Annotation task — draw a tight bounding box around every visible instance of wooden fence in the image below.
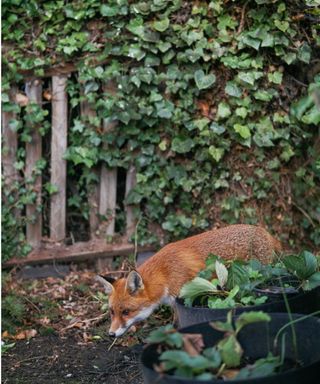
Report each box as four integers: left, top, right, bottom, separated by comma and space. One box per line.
2, 74, 152, 268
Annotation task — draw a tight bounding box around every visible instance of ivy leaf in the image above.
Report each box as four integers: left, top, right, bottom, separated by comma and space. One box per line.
234, 124, 251, 139
210, 122, 226, 135
153, 18, 170, 32
208, 146, 225, 162
238, 71, 263, 86
171, 136, 194, 153
268, 71, 283, 85
194, 70, 216, 90
274, 19, 289, 32
298, 43, 311, 64
216, 102, 231, 119
225, 82, 242, 98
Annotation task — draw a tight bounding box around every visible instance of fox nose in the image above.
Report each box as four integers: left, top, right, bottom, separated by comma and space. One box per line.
109, 331, 116, 338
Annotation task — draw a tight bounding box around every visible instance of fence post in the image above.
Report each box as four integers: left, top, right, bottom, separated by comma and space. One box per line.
125, 164, 137, 239
25, 79, 43, 248
50, 75, 68, 242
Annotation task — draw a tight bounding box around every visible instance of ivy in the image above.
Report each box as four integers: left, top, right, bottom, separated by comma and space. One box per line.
2, 0, 320, 258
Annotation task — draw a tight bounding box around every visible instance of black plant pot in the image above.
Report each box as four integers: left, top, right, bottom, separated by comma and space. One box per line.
176, 286, 320, 328
141, 313, 320, 384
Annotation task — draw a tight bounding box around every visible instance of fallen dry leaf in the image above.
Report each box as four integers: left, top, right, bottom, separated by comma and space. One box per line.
43, 89, 52, 101
222, 368, 240, 380
15, 93, 29, 106
182, 333, 204, 356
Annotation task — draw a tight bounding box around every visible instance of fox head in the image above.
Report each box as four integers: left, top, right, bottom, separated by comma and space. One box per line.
95, 272, 159, 338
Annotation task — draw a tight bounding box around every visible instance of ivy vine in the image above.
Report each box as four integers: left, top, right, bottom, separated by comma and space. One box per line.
2, 0, 320, 260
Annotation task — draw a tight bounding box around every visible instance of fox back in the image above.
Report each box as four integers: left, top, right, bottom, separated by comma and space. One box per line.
97, 224, 281, 337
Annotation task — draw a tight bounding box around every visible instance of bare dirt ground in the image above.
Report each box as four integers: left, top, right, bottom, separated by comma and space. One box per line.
2, 267, 172, 384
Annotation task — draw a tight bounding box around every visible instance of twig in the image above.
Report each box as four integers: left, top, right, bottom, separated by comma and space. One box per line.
23, 296, 41, 313
59, 313, 107, 332
134, 216, 142, 264
107, 337, 117, 351
292, 202, 316, 228
15, 355, 47, 365
237, 1, 249, 34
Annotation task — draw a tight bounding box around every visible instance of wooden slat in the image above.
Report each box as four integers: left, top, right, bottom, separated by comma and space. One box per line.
99, 82, 118, 237
2, 86, 19, 190
3, 240, 155, 268
50, 76, 68, 242
80, 97, 100, 238
125, 164, 137, 238
99, 166, 118, 235
25, 79, 43, 248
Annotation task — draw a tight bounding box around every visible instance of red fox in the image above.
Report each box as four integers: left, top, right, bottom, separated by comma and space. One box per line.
96, 224, 281, 337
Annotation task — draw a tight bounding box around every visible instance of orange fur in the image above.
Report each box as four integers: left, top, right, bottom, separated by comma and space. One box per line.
104, 224, 281, 336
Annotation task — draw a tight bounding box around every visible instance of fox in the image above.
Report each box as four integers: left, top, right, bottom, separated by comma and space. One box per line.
96, 224, 281, 337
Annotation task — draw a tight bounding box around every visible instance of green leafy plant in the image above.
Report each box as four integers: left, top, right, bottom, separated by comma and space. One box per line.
180, 251, 320, 308
283, 251, 320, 290
147, 311, 282, 380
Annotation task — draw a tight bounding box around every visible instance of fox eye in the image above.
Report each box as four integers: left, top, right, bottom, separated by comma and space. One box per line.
122, 309, 130, 316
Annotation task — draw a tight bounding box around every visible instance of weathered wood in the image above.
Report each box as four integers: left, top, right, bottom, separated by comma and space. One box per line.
50, 75, 68, 242
99, 81, 118, 237
80, 97, 100, 238
99, 166, 118, 235
3, 240, 155, 268
25, 79, 43, 248
2, 86, 19, 191
125, 165, 137, 238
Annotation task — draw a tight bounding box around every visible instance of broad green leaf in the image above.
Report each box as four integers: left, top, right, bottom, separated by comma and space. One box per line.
283, 251, 318, 279
235, 311, 271, 334
218, 334, 243, 368
302, 272, 320, 291
194, 70, 216, 90
226, 262, 249, 290
180, 277, 218, 300
236, 354, 280, 379
147, 325, 183, 347
215, 260, 228, 287
211, 319, 234, 333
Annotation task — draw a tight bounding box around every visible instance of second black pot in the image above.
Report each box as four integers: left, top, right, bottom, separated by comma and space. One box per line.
176, 287, 320, 328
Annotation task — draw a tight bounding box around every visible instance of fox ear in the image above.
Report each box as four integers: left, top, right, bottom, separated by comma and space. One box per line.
126, 270, 144, 294
95, 275, 114, 295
